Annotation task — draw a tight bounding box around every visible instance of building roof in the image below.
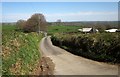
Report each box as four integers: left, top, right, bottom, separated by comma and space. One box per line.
105, 29, 118, 32
78, 28, 92, 32
83, 28, 92, 32
96, 29, 99, 32
78, 29, 82, 31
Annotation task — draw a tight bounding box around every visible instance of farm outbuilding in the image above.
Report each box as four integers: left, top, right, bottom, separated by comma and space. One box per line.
78, 28, 98, 33
105, 29, 118, 32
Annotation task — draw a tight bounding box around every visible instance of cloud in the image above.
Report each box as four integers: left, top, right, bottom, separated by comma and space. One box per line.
45, 11, 117, 16
45, 11, 118, 21
2, 11, 118, 22
2, 13, 32, 22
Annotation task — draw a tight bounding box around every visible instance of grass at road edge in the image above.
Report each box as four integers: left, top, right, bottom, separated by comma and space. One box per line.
2, 25, 43, 75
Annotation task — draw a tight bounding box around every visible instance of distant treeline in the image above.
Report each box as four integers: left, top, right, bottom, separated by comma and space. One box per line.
48, 21, 119, 29
2, 21, 120, 30
2, 22, 16, 26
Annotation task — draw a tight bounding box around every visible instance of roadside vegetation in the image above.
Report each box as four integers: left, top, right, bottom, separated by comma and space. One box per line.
2, 25, 43, 75
48, 25, 120, 64
51, 32, 120, 63
2, 13, 48, 75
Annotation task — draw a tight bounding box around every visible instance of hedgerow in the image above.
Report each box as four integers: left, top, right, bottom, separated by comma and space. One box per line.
51, 33, 120, 63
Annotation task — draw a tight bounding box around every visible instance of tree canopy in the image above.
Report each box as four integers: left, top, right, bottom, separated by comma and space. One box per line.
17, 13, 47, 32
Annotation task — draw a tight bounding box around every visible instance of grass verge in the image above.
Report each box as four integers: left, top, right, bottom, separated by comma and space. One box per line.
2, 25, 43, 75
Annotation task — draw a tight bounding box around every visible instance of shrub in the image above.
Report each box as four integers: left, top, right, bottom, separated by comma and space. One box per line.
51, 33, 120, 63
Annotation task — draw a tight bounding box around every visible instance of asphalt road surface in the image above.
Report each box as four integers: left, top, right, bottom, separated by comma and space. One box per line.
40, 36, 118, 75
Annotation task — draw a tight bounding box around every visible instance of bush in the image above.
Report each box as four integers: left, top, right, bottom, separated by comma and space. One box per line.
51, 33, 120, 63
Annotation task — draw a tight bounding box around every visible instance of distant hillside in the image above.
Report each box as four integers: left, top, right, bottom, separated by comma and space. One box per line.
48, 21, 119, 29
2, 22, 16, 26
2, 21, 119, 29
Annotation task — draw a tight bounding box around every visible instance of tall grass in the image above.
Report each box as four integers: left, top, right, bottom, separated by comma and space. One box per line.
2, 25, 42, 75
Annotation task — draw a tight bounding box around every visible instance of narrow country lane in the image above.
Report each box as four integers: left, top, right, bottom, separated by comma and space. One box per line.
40, 36, 118, 75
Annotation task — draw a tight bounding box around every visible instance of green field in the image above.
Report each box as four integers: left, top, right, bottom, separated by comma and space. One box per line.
2, 25, 42, 75
47, 25, 82, 35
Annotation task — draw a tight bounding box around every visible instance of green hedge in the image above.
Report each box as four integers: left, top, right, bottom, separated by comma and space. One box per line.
51, 33, 120, 63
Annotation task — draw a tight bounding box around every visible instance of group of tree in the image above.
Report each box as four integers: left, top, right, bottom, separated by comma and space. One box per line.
16, 13, 47, 32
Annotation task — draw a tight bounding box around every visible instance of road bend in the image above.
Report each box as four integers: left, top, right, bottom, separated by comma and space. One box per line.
40, 36, 118, 75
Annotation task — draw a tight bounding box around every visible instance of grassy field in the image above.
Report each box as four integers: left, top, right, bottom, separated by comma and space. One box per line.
49, 25, 120, 64
47, 25, 82, 35
2, 25, 42, 75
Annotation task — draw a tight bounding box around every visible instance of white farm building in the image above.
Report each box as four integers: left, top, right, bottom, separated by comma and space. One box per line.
78, 28, 98, 33
105, 29, 118, 32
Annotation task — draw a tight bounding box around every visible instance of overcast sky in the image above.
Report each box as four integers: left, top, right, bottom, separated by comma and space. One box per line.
2, 2, 118, 22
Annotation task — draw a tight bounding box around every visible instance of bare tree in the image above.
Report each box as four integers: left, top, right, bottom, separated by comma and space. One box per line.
24, 13, 47, 32
16, 20, 26, 30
